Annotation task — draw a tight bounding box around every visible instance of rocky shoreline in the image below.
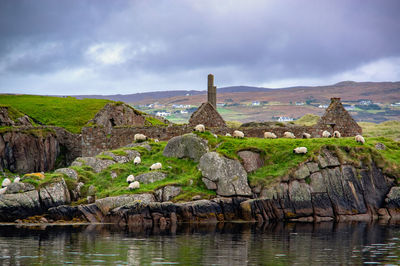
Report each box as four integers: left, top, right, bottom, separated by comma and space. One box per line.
1, 135, 400, 226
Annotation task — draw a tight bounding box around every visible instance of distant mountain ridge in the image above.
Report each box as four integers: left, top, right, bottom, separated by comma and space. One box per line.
74, 81, 400, 104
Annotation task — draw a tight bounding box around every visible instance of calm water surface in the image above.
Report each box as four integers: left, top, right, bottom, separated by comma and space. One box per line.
0, 222, 400, 265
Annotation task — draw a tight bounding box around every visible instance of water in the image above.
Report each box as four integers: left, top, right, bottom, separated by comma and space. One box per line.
0, 222, 399, 265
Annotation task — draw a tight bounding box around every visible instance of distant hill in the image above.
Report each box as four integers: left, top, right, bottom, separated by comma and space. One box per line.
74, 81, 400, 105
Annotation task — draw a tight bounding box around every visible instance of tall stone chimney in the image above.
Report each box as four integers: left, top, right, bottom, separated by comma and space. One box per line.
207, 74, 217, 108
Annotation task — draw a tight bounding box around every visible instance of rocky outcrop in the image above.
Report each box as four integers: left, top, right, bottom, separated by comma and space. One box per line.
0, 178, 71, 221
198, 152, 252, 197
155, 186, 182, 202
0, 126, 81, 174
241, 149, 397, 223
163, 134, 209, 162
55, 168, 78, 180
0, 106, 32, 127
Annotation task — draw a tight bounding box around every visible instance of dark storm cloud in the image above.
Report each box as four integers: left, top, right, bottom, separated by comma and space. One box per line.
0, 0, 399, 94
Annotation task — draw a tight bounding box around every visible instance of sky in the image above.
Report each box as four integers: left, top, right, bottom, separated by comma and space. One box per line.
0, 0, 399, 95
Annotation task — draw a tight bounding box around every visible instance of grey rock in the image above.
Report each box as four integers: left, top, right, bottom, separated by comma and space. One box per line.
202, 178, 217, 190
317, 149, 340, 168
125, 142, 151, 151
288, 180, 313, 216
124, 149, 141, 161
0, 190, 41, 221
4, 182, 35, 194
192, 195, 202, 200
237, 150, 264, 172
306, 162, 320, 173
162, 186, 182, 201
198, 152, 252, 197
136, 172, 167, 184
55, 168, 78, 180
309, 172, 326, 193
87, 195, 96, 204
39, 179, 71, 209
386, 186, 400, 202
163, 133, 209, 162
292, 164, 310, 180
95, 193, 156, 214
71, 157, 115, 173
88, 185, 96, 196
375, 142, 386, 150
101, 151, 129, 164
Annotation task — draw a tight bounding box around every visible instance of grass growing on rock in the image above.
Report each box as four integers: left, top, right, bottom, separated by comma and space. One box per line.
70, 142, 215, 202
3, 132, 399, 203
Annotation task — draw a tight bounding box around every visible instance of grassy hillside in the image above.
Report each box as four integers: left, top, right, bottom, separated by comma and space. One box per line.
0, 95, 111, 133
3, 133, 398, 203
359, 121, 400, 140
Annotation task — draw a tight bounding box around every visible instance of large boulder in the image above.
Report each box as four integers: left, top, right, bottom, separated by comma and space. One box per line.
39, 178, 71, 209
135, 172, 167, 184
95, 193, 156, 215
0, 190, 41, 221
155, 186, 182, 202
163, 134, 208, 162
4, 182, 35, 194
198, 152, 252, 197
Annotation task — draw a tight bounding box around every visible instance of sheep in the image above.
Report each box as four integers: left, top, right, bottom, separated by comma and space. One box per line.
322, 130, 331, 138
225, 133, 231, 137
150, 162, 162, 170
134, 133, 147, 142
134, 156, 141, 165
293, 147, 308, 154
355, 135, 365, 144
213, 134, 218, 138
126, 174, 135, 184
264, 132, 277, 139
333, 131, 341, 138
128, 181, 140, 190
1, 178, 11, 188
13, 177, 20, 183
302, 133, 311, 139
233, 130, 244, 138
154, 139, 159, 143
283, 132, 295, 139
194, 124, 205, 132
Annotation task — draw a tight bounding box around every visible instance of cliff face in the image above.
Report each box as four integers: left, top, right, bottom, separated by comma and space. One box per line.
0, 127, 81, 174
242, 148, 398, 222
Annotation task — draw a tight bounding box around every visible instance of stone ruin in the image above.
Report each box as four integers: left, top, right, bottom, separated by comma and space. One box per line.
188, 74, 227, 128
315, 97, 362, 137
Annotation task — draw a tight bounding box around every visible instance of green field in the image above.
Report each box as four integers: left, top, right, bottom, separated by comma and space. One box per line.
0, 94, 111, 133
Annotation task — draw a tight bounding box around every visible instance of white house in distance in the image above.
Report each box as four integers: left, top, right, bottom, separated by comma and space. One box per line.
318, 104, 329, 109
252, 101, 260, 106
155, 111, 171, 117
278, 116, 294, 122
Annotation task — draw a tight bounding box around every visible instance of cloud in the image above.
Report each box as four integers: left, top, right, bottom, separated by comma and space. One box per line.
0, 0, 399, 94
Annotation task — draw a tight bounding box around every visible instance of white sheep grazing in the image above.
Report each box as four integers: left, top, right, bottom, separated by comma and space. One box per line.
333, 131, 341, 138
213, 134, 218, 138
233, 130, 244, 138
293, 147, 308, 154
225, 133, 231, 137
128, 181, 140, 190
126, 174, 135, 184
283, 132, 295, 139
134, 133, 147, 142
264, 132, 277, 139
154, 139, 159, 143
355, 135, 365, 144
1, 178, 11, 188
134, 156, 141, 165
302, 133, 311, 139
322, 130, 331, 138
194, 124, 205, 132
13, 177, 20, 183
150, 162, 162, 170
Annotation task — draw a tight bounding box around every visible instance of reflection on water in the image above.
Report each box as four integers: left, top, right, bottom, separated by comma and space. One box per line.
0, 221, 399, 265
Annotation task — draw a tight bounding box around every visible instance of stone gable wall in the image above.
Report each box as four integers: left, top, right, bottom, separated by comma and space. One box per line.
189, 102, 226, 128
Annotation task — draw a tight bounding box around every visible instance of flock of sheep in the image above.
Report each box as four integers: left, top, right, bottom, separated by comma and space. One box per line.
124, 134, 163, 190
194, 124, 365, 155
1, 176, 20, 193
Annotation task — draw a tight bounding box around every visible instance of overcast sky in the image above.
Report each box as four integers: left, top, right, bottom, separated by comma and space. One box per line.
0, 0, 399, 95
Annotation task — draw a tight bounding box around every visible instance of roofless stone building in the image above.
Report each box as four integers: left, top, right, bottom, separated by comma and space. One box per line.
189, 74, 227, 128
315, 97, 362, 136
